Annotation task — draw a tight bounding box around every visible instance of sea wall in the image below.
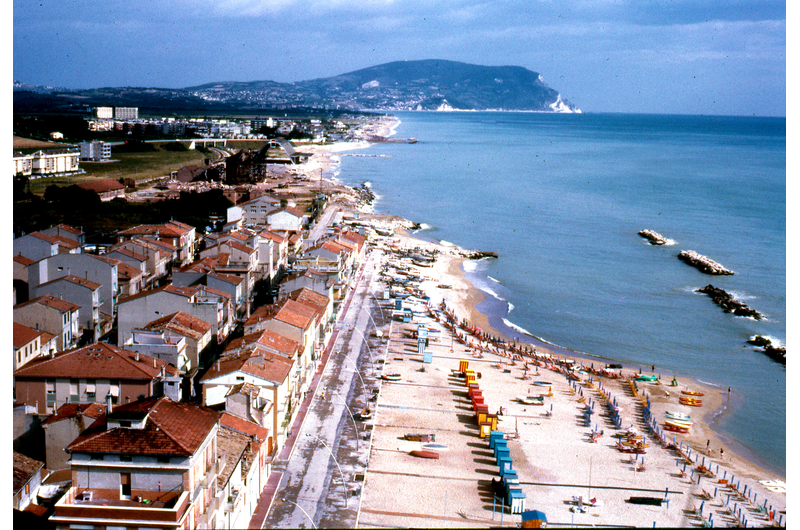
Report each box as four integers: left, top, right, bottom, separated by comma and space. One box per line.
678, 250, 734, 275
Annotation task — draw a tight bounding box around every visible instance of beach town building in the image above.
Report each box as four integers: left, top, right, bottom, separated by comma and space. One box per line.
138, 311, 213, 378
75, 178, 126, 201
12, 148, 82, 178
42, 403, 106, 471
13, 451, 46, 512
266, 206, 306, 232
14, 322, 57, 371
108, 238, 170, 287
13, 342, 178, 415
294, 239, 355, 300
25, 252, 120, 319
200, 333, 298, 456
233, 195, 282, 227
40, 223, 86, 250
32, 274, 102, 341
124, 328, 190, 375
14, 231, 60, 262
49, 396, 220, 530
116, 260, 145, 298
117, 220, 197, 266
279, 268, 335, 301
117, 284, 232, 349
14, 294, 80, 353
79, 141, 111, 162
215, 413, 271, 529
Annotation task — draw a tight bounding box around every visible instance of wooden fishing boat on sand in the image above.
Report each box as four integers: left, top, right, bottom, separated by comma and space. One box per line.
410, 449, 440, 459
665, 420, 692, 431
679, 398, 703, 407
382, 374, 402, 381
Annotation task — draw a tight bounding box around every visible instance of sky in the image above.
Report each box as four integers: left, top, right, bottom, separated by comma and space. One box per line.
11, 0, 787, 116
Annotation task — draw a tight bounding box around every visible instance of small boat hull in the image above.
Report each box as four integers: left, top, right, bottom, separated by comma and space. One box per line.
665, 411, 691, 421
410, 449, 440, 459
383, 374, 402, 381
663, 424, 689, 433
682, 390, 705, 396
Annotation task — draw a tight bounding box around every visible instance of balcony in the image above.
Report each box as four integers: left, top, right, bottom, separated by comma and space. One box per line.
51, 487, 190, 527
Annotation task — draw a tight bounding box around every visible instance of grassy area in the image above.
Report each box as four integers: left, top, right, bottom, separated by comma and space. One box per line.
26, 145, 209, 196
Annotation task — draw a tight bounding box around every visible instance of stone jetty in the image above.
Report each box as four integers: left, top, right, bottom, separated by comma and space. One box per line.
747, 335, 786, 364
638, 229, 668, 245
696, 285, 762, 320
678, 250, 734, 275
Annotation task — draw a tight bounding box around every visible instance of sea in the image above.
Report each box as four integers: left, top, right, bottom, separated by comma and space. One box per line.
330, 111, 786, 476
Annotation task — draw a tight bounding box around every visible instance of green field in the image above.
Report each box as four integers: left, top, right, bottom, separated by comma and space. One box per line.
27, 143, 209, 195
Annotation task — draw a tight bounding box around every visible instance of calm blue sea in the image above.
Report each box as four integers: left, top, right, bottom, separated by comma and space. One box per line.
332, 111, 786, 475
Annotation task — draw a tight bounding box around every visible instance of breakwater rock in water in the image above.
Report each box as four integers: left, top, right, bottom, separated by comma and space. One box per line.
678, 250, 734, 275
638, 229, 668, 245
696, 285, 763, 320
463, 250, 499, 260
747, 335, 786, 364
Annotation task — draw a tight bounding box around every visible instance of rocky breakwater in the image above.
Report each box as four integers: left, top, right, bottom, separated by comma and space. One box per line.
696, 285, 763, 320
747, 336, 786, 365
678, 250, 734, 275
638, 229, 668, 245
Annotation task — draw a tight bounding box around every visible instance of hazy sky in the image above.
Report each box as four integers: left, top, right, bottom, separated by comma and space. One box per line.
13, 0, 786, 116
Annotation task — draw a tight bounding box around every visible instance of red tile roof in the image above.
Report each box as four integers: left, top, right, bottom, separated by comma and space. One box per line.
38, 274, 101, 291
13, 342, 176, 380
200, 347, 293, 385
220, 412, 269, 441
76, 178, 124, 193
106, 248, 147, 262
118, 284, 198, 305
13, 451, 44, 494
14, 294, 80, 313
42, 402, 106, 425
28, 231, 60, 244
143, 311, 212, 340
66, 397, 219, 456
116, 261, 143, 280
13, 322, 44, 349
224, 329, 300, 358
209, 272, 244, 285
13, 254, 36, 266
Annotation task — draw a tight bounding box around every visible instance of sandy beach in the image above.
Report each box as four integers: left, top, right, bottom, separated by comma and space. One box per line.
303, 123, 786, 527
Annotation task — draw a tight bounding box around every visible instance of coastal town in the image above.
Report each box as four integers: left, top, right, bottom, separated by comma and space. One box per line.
12, 108, 786, 529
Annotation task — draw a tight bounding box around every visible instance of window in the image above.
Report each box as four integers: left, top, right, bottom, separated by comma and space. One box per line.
120, 455, 132, 462
120, 472, 131, 499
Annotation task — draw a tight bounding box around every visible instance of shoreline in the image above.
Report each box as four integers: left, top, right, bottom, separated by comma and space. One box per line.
303, 117, 785, 491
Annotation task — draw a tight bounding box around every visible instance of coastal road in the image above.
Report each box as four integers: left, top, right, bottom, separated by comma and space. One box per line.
262, 250, 390, 528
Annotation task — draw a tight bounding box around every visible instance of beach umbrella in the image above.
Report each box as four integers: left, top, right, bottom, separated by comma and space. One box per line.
699, 501, 704, 514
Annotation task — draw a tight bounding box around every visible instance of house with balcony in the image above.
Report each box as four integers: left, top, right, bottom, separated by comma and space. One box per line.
294, 240, 355, 300
14, 295, 80, 353
13, 342, 178, 415
200, 240, 258, 296
33, 274, 102, 342
200, 341, 295, 458
49, 396, 221, 530
117, 260, 145, 298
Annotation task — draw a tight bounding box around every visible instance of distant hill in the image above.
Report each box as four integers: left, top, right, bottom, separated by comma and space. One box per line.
14, 60, 580, 114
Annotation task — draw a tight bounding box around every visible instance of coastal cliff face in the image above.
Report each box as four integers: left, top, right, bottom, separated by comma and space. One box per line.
14, 60, 579, 114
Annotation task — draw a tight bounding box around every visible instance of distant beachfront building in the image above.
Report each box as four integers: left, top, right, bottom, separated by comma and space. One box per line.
94, 106, 114, 119
93, 106, 138, 120
13, 149, 81, 177
79, 140, 111, 161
